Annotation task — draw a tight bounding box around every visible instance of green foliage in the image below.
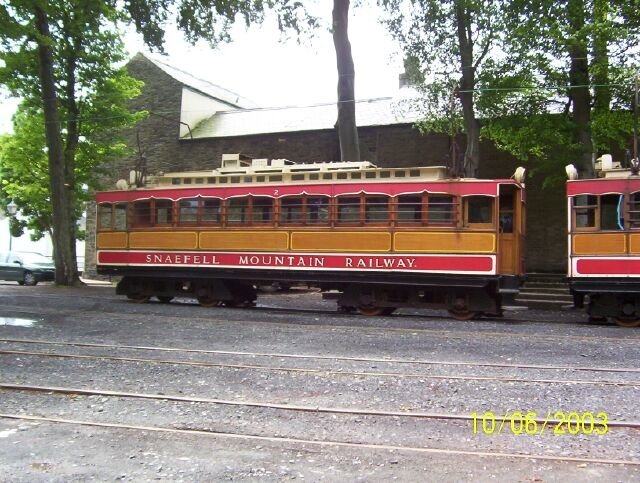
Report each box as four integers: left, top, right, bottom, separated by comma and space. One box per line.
0, 1, 144, 241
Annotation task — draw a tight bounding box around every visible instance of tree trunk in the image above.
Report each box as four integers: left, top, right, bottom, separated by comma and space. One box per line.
568, 0, 594, 178
34, 6, 79, 285
592, 0, 610, 114
332, 0, 360, 162
455, 1, 480, 178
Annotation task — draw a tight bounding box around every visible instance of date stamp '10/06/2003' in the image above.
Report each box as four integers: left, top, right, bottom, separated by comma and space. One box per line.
471, 411, 609, 435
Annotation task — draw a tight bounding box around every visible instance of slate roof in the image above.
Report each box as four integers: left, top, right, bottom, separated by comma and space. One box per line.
140, 53, 258, 109
186, 96, 422, 139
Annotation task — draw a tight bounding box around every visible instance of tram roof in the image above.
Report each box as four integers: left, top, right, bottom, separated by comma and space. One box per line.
567, 176, 640, 196
97, 178, 522, 203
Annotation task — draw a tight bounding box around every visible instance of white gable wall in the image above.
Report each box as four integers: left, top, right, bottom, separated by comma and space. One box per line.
180, 88, 238, 138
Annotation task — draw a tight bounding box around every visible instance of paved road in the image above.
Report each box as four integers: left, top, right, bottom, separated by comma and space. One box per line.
0, 283, 639, 481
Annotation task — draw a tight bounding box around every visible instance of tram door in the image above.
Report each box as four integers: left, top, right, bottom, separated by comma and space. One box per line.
497, 184, 523, 275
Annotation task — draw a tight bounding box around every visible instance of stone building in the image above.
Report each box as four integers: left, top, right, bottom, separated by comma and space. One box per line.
85, 52, 567, 276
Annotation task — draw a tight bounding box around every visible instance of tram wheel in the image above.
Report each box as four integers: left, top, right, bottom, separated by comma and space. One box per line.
198, 296, 221, 308
157, 296, 173, 304
448, 308, 478, 320
614, 317, 640, 328
127, 294, 150, 304
357, 305, 386, 316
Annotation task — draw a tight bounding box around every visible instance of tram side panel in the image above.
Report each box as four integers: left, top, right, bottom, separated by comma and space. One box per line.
95, 178, 525, 317
567, 177, 640, 327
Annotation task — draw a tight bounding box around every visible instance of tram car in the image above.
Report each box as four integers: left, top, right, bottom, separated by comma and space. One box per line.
567, 155, 640, 327
95, 154, 526, 319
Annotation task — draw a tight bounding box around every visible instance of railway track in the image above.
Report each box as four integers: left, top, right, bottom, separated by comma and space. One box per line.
2, 412, 638, 467
1, 337, 639, 378
1, 297, 639, 347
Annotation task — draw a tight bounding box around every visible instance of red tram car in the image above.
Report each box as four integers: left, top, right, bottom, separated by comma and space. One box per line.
567, 156, 640, 326
96, 154, 526, 319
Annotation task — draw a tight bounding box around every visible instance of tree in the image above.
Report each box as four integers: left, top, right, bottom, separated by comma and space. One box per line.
486, 0, 640, 178
333, 0, 360, 161
381, 0, 503, 177
0, 0, 315, 285
0, 1, 144, 285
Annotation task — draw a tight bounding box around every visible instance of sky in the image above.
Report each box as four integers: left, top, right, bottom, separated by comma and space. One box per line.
0, 4, 405, 134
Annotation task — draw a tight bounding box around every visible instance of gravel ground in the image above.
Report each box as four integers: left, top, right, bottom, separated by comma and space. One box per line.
0, 282, 639, 481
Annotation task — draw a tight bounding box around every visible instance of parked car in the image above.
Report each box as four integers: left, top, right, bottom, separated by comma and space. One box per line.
0, 251, 55, 286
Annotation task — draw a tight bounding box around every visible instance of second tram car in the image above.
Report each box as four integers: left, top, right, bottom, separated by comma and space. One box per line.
567, 156, 640, 327
96, 154, 526, 319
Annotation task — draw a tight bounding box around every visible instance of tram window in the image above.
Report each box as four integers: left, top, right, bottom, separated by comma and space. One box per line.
397, 195, 423, 223
409, 170, 420, 177
98, 204, 113, 230
306, 197, 329, 224
394, 171, 406, 178
365, 196, 389, 223
178, 199, 199, 224
629, 192, 640, 228
337, 172, 348, 180
252, 197, 274, 223
155, 200, 173, 225
600, 194, 623, 230
337, 197, 361, 224
183, 178, 192, 185
428, 195, 456, 224
132, 201, 152, 227
309, 173, 320, 181
465, 196, 494, 225
171, 178, 180, 185
322, 173, 333, 180
280, 197, 303, 223
202, 199, 221, 224
114, 204, 127, 230
365, 172, 377, 179
351, 172, 362, 180
292, 174, 305, 181
573, 195, 597, 228
380, 171, 391, 179
227, 198, 248, 224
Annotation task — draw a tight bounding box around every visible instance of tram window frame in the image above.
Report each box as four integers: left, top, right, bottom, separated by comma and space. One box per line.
629, 192, 640, 229
427, 195, 458, 226
364, 195, 390, 224
131, 200, 152, 227
464, 195, 495, 228
154, 199, 174, 226
600, 194, 624, 231
571, 194, 625, 231
337, 196, 361, 225
98, 203, 114, 230
98, 203, 127, 231
279, 196, 330, 226
178, 198, 200, 225
251, 196, 274, 225
396, 194, 424, 225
